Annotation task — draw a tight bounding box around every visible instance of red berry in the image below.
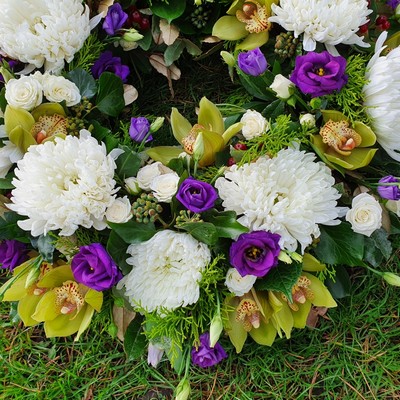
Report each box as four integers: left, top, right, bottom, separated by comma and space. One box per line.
227, 157, 236, 166
359, 23, 369, 34
234, 143, 247, 151
376, 15, 388, 25
131, 11, 142, 24
139, 17, 150, 30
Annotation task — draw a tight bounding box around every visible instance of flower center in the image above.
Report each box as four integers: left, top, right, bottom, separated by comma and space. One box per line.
316, 67, 325, 76
319, 119, 362, 156
54, 280, 85, 315
31, 114, 67, 144
245, 246, 263, 261
236, 0, 271, 34
181, 124, 203, 155
281, 275, 314, 311
236, 298, 260, 331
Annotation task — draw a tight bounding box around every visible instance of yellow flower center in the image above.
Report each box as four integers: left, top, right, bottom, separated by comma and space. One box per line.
236, 0, 271, 34
54, 281, 85, 315
317, 67, 325, 76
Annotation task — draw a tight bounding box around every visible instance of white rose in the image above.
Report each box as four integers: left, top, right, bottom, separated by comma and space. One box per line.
240, 110, 269, 140
124, 177, 141, 195
106, 196, 133, 223
299, 113, 316, 128
346, 193, 382, 237
225, 268, 257, 296
42, 74, 81, 106
137, 162, 174, 190
5, 75, 43, 110
270, 74, 294, 99
150, 172, 180, 203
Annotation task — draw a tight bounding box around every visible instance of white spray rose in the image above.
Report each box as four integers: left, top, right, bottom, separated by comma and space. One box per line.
150, 172, 180, 203
346, 193, 382, 236
42, 74, 81, 106
106, 196, 132, 223
5, 75, 43, 110
299, 113, 316, 128
240, 110, 269, 140
225, 268, 257, 296
136, 162, 174, 190
270, 74, 294, 99
124, 177, 141, 195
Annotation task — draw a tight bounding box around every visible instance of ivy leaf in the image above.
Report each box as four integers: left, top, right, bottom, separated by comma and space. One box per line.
96, 72, 125, 117
314, 223, 365, 267
115, 145, 142, 179
178, 222, 218, 246
106, 231, 132, 275
124, 317, 147, 361
108, 221, 156, 244
202, 210, 248, 239
150, 0, 186, 22
255, 263, 303, 302
67, 68, 97, 99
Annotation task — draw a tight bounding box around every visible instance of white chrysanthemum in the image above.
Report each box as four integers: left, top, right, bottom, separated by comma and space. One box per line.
269, 0, 371, 52
0, 0, 91, 73
363, 32, 400, 161
9, 131, 118, 236
123, 230, 211, 313
215, 148, 342, 252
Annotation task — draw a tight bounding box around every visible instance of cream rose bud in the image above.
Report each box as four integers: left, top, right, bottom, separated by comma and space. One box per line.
42, 74, 81, 106
240, 110, 269, 140
346, 193, 382, 237
106, 196, 133, 223
225, 268, 257, 296
270, 74, 295, 99
150, 172, 180, 203
299, 113, 316, 128
5, 75, 43, 110
136, 161, 174, 190
124, 177, 141, 195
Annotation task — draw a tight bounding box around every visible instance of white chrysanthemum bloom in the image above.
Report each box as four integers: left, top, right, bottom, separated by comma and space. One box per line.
0, 0, 91, 73
124, 230, 211, 312
9, 130, 119, 236
363, 32, 400, 161
42, 73, 81, 106
215, 148, 343, 252
225, 268, 257, 297
5, 75, 43, 111
269, 0, 371, 53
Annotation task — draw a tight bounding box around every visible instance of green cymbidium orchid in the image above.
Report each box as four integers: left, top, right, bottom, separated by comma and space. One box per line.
311, 110, 378, 171
4, 103, 67, 153
146, 97, 242, 167
212, 0, 278, 51
1, 258, 102, 340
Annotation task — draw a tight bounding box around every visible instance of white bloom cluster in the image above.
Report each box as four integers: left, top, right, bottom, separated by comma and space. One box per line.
269, 0, 371, 52
363, 32, 400, 161
0, 0, 91, 73
9, 131, 118, 236
215, 148, 343, 252
5, 72, 81, 111
123, 230, 211, 312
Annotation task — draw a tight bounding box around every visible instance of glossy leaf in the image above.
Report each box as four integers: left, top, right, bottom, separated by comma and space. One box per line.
202, 210, 248, 239
150, 0, 186, 22
96, 72, 125, 117
325, 265, 351, 299
67, 68, 97, 99
106, 231, 131, 275
108, 220, 156, 244
115, 145, 142, 178
178, 222, 219, 246
124, 317, 146, 361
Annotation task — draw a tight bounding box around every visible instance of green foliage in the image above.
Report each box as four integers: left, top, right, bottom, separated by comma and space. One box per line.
239, 115, 309, 165
325, 54, 370, 123
96, 72, 125, 117
115, 145, 142, 179
67, 33, 106, 72
124, 316, 147, 361
73, 227, 102, 248
150, 0, 186, 22
66, 68, 97, 99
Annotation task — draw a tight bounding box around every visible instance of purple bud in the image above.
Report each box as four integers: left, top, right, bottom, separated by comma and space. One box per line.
237, 48, 268, 77
129, 117, 152, 142
92, 51, 130, 83
191, 332, 227, 368
377, 175, 400, 200
103, 3, 128, 35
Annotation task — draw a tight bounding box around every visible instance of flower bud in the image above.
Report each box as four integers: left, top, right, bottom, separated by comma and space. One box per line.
24, 266, 40, 289
382, 272, 400, 286
278, 250, 292, 264
150, 117, 165, 133
269, 74, 294, 99
220, 51, 236, 67
193, 132, 205, 162
122, 29, 144, 42
299, 113, 316, 128
310, 97, 322, 109
175, 377, 191, 400
209, 313, 223, 348
124, 177, 141, 195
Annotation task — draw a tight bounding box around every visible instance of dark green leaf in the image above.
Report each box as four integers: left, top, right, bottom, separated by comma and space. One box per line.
96, 72, 125, 117
106, 231, 132, 275
137, 29, 153, 51
164, 40, 186, 67
167, 157, 185, 176
67, 68, 97, 99
178, 222, 218, 246
0, 177, 14, 190
255, 263, 303, 302
238, 70, 276, 101
108, 220, 156, 244
0, 212, 29, 242
124, 317, 147, 361
314, 223, 365, 267
389, 212, 400, 235
364, 237, 384, 267
202, 210, 248, 239
0, 87, 6, 112
150, 0, 186, 22
368, 228, 392, 261
115, 146, 142, 178
181, 39, 202, 57
90, 120, 112, 142
325, 265, 351, 299
262, 99, 286, 120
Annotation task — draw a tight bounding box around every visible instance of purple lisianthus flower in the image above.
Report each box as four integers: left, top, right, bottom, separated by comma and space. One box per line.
237, 48, 268, 77
377, 175, 400, 200
387, 0, 400, 9
103, 3, 128, 35
71, 243, 122, 291
0, 240, 29, 271
290, 51, 348, 98
176, 177, 218, 213
92, 51, 130, 82
191, 332, 227, 368
230, 231, 281, 277
129, 117, 152, 142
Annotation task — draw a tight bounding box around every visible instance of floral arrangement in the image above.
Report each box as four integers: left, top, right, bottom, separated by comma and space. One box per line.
1, 0, 400, 398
